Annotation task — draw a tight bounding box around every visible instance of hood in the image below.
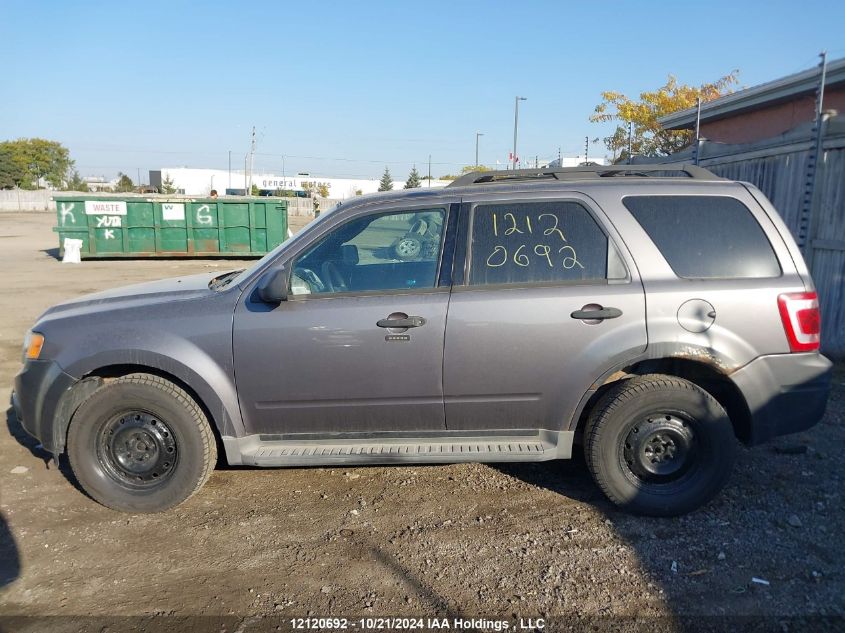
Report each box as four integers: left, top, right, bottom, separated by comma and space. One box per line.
40, 271, 227, 319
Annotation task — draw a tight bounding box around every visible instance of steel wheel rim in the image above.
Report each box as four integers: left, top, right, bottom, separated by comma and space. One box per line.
620, 412, 696, 484
396, 237, 421, 257
97, 411, 178, 488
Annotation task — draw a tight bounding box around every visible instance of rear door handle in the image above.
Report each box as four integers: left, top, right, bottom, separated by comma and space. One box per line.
377, 316, 426, 328
570, 306, 623, 320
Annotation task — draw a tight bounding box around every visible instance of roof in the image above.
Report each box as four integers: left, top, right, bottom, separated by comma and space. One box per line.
659, 56, 845, 131
335, 164, 733, 213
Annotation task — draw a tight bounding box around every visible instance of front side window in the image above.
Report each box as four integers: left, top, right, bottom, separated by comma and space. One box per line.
468, 201, 619, 286
290, 208, 446, 295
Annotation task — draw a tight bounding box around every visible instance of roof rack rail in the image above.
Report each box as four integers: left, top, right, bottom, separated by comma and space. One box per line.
446, 163, 721, 187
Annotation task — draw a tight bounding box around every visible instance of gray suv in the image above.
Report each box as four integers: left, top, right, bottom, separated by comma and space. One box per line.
14, 164, 832, 516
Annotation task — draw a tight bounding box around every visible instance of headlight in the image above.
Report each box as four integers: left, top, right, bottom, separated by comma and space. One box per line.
23, 330, 45, 361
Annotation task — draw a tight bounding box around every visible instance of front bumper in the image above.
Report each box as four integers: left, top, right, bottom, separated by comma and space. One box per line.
730, 352, 833, 445
13, 359, 79, 454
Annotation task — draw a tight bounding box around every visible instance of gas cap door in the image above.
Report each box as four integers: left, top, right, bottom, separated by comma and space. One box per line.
677, 298, 716, 333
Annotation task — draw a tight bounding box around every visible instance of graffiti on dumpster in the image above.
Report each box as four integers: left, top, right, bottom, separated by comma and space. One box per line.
60, 202, 76, 225
196, 205, 212, 225
95, 216, 121, 228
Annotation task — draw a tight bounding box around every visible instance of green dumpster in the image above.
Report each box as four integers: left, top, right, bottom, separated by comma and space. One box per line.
53, 194, 288, 258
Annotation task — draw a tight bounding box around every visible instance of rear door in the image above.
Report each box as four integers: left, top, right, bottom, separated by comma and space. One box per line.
442, 191, 647, 432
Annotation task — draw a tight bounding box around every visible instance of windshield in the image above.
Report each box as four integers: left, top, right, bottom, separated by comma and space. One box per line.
229, 206, 340, 287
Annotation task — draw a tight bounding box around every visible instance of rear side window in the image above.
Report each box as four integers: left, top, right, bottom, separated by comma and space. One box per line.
623, 195, 781, 279
468, 201, 619, 286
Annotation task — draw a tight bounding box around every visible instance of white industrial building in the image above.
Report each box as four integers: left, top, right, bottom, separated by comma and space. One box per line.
149, 168, 450, 199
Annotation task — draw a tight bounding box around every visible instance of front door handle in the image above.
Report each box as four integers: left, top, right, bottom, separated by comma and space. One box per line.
377, 315, 426, 328
570, 306, 623, 320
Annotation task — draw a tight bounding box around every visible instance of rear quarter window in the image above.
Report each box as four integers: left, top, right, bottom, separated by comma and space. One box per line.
623, 195, 781, 279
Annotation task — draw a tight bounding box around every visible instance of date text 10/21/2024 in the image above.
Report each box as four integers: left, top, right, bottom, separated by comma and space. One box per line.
290, 617, 546, 630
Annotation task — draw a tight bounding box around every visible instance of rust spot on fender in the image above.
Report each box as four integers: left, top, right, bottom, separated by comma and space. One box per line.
670, 346, 738, 375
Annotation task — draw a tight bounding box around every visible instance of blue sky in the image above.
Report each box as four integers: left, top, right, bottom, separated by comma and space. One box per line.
2, 0, 844, 182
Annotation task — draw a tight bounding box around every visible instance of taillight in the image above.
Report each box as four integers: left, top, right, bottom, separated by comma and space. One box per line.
778, 292, 820, 352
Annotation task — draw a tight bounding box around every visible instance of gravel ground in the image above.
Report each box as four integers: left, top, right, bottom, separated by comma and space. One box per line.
0, 212, 842, 632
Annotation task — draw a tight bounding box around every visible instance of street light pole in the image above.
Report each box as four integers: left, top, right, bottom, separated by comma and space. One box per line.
512, 96, 527, 169
475, 132, 484, 167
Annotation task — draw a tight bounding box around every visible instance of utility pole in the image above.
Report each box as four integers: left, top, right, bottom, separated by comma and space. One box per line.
627, 121, 633, 165
248, 125, 256, 193
244, 155, 248, 194
228, 150, 232, 189
428, 154, 431, 188
584, 136, 589, 164
136, 167, 140, 187
512, 96, 527, 169
475, 132, 484, 167
557, 146, 561, 167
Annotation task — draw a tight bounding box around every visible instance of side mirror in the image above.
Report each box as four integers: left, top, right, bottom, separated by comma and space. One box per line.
257, 266, 289, 304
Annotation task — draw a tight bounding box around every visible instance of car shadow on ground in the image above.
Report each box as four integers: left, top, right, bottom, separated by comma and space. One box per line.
5, 403, 85, 496
39, 248, 261, 263
0, 511, 20, 590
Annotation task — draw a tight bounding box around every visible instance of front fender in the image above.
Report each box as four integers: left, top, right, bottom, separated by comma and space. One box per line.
62, 346, 244, 440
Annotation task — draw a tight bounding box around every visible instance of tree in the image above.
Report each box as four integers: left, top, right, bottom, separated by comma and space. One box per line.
378, 167, 393, 192
301, 181, 315, 197
0, 138, 73, 189
590, 71, 739, 159
250, 183, 260, 196
114, 172, 134, 192
65, 171, 89, 192
0, 144, 21, 189
439, 164, 491, 181
317, 182, 330, 198
404, 166, 422, 189
160, 173, 177, 194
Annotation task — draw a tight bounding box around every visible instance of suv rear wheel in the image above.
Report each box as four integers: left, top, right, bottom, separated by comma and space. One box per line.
67, 373, 216, 513
584, 374, 735, 517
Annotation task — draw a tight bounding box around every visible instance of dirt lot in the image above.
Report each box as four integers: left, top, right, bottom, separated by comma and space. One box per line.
0, 212, 843, 631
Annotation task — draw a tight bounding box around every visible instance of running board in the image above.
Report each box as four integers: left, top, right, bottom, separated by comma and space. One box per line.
223, 430, 573, 467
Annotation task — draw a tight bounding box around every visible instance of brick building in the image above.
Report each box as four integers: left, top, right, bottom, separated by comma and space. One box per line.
658, 57, 845, 144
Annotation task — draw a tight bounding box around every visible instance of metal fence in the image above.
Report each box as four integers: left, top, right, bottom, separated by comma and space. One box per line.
0, 189, 337, 216
665, 116, 845, 358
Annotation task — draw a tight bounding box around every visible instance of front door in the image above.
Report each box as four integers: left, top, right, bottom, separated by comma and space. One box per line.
233, 205, 453, 436
443, 194, 647, 432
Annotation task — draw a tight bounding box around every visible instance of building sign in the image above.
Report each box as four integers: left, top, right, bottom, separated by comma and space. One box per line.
259, 178, 299, 190
85, 200, 127, 215
162, 203, 185, 221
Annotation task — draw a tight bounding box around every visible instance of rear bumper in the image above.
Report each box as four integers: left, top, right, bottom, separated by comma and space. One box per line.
13, 359, 79, 454
731, 352, 832, 445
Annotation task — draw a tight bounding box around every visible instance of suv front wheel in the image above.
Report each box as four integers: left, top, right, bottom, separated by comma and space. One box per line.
67, 373, 217, 513
584, 374, 736, 517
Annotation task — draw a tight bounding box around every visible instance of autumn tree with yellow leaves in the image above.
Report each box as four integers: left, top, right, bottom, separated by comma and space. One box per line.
591, 72, 740, 160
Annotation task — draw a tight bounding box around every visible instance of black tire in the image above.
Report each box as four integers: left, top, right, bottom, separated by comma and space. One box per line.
583, 374, 735, 517
67, 373, 216, 513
